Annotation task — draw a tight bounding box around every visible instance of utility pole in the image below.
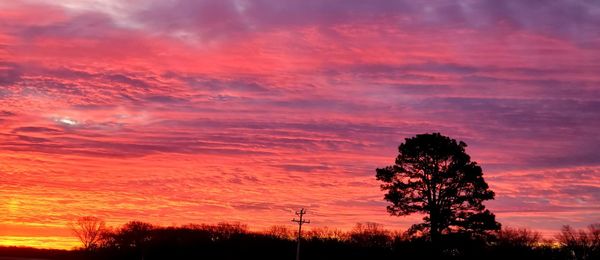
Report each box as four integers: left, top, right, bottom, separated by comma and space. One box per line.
292, 208, 310, 260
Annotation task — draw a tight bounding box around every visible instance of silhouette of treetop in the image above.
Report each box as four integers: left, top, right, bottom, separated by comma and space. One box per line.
376, 133, 500, 243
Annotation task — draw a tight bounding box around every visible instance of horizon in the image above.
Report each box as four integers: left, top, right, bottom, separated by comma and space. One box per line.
1, 0, 599, 250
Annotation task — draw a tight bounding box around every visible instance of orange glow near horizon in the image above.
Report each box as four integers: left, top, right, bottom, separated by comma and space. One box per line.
0, 236, 79, 250
1, 0, 600, 249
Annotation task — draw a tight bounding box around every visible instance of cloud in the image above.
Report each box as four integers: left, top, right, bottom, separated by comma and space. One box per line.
144, 95, 187, 104
0, 111, 16, 117
0, 62, 21, 86
231, 201, 276, 211
274, 164, 331, 173
87, 0, 599, 44
177, 75, 272, 93
12, 126, 62, 134
103, 74, 152, 90
1, 0, 599, 246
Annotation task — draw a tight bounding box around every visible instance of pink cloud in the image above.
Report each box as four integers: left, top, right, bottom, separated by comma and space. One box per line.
1, 0, 599, 248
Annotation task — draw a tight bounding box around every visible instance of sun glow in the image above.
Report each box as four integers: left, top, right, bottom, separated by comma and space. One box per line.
0, 236, 78, 250
7, 199, 18, 215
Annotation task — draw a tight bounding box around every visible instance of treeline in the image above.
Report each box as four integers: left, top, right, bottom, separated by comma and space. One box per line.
0, 246, 80, 260
64, 221, 600, 260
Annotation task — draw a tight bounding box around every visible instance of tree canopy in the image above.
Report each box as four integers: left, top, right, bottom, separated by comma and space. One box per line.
376, 133, 500, 243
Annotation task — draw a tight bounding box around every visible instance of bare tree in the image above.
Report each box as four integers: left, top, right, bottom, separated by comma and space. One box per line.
496, 227, 541, 248
267, 225, 292, 240
69, 216, 105, 251
557, 224, 600, 260
305, 226, 345, 241
348, 222, 391, 248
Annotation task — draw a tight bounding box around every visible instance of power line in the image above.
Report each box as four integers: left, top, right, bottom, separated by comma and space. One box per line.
292, 208, 310, 260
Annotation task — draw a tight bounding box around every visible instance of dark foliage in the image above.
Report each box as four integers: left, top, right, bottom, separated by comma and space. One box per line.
3, 223, 600, 259
0, 246, 83, 259
93, 222, 294, 260
376, 133, 500, 244
556, 224, 600, 260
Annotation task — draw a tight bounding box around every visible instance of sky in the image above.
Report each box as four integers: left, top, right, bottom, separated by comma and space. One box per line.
1, 0, 599, 249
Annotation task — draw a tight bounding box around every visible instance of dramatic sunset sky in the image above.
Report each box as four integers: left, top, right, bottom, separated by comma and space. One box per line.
1, 0, 599, 249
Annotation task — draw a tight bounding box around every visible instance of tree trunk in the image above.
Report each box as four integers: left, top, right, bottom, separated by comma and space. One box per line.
430, 222, 440, 244
430, 210, 441, 251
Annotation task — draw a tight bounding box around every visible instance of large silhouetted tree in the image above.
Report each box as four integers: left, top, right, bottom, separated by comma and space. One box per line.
376, 133, 500, 245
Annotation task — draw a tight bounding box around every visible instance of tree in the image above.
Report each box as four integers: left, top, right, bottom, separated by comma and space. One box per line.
348, 222, 391, 248
267, 225, 292, 240
557, 224, 600, 260
496, 227, 541, 248
116, 221, 154, 250
375, 133, 500, 245
69, 216, 105, 251
113, 221, 154, 260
